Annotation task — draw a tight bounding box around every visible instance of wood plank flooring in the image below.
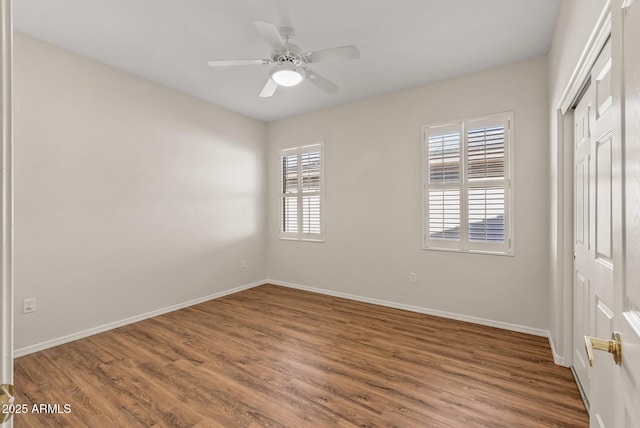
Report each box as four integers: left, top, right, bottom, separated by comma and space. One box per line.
12, 284, 588, 427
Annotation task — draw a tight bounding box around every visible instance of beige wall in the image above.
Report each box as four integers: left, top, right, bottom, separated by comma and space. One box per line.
547, 0, 609, 364
267, 56, 550, 332
13, 33, 267, 352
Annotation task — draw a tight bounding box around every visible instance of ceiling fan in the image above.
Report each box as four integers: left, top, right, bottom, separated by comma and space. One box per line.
207, 21, 360, 98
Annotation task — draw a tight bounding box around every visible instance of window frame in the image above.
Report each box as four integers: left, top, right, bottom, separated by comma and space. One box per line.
279, 143, 325, 242
422, 112, 514, 256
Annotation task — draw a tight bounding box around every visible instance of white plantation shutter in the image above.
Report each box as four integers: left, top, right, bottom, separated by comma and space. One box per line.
282, 197, 298, 233
465, 116, 510, 253
424, 124, 462, 249
301, 149, 321, 235
468, 186, 505, 242
281, 149, 298, 234
467, 125, 505, 179
279, 144, 324, 241
302, 196, 321, 234
428, 189, 461, 240
428, 131, 461, 183
423, 113, 513, 255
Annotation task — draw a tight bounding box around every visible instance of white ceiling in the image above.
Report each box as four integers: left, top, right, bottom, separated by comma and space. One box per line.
13, 0, 560, 122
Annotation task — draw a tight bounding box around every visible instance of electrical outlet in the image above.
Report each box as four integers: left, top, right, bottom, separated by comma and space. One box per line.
409, 272, 417, 283
241, 259, 247, 269
24, 298, 36, 314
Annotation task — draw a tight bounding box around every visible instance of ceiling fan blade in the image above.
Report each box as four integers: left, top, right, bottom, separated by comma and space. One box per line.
305, 70, 339, 94
306, 45, 360, 63
253, 20, 287, 51
259, 78, 279, 98
207, 59, 271, 67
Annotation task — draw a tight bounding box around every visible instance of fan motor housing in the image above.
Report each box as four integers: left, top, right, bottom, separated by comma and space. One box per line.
272, 43, 307, 66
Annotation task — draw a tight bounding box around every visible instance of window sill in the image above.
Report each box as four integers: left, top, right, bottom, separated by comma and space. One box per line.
422, 246, 514, 257
279, 237, 325, 243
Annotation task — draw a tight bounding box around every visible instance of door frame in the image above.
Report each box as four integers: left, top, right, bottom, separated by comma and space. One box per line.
553, 1, 612, 368
1, 0, 13, 427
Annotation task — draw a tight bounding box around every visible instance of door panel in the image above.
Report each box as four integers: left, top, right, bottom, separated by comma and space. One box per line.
576, 160, 587, 244
574, 82, 594, 401
595, 40, 613, 121
573, 37, 615, 428
590, 36, 615, 428
574, 272, 591, 393
596, 135, 612, 261
592, 299, 614, 428
619, 1, 640, 425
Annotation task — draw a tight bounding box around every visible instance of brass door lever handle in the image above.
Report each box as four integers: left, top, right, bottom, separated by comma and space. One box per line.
584, 332, 622, 366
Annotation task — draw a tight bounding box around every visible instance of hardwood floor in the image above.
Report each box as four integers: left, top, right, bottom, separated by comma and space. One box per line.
13, 284, 588, 427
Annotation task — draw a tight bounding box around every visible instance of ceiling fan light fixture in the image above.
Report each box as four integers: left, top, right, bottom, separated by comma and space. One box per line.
270, 63, 305, 87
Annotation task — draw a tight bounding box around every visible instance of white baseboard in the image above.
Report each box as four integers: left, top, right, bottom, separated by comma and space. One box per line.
548, 334, 569, 367
15, 279, 555, 360
571, 366, 590, 412
13, 280, 264, 358
267, 279, 550, 338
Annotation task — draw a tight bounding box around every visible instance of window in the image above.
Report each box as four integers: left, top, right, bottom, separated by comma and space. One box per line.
279, 143, 324, 241
422, 112, 513, 255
